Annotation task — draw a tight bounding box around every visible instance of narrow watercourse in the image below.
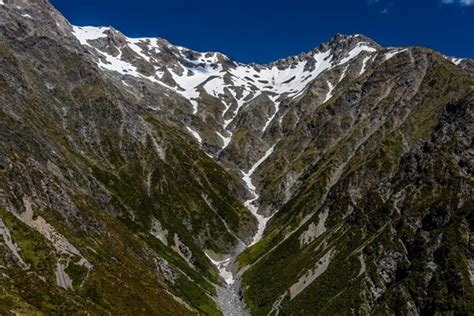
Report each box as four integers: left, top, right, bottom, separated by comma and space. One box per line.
208, 144, 277, 315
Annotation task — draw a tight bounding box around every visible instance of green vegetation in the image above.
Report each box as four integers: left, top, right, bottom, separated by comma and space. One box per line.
240, 52, 474, 315
1, 14, 473, 315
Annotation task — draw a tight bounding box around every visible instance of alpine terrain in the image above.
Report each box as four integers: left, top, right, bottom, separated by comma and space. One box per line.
0, 0, 473, 315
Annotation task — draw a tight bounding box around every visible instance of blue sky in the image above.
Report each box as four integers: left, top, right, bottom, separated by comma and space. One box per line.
51, 0, 473, 63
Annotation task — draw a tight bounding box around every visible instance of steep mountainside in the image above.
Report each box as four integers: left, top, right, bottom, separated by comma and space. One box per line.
0, 0, 473, 315
238, 46, 474, 315
0, 0, 255, 314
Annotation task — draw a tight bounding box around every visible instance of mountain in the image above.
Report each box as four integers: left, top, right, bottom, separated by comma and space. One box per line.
0, 0, 473, 315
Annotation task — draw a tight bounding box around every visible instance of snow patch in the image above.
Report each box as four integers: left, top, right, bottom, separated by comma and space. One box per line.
72, 26, 168, 92
338, 42, 377, 65
338, 65, 349, 83
72, 25, 383, 126
127, 38, 157, 62
72, 26, 109, 47
216, 131, 232, 149
323, 81, 335, 103
450, 57, 463, 65
205, 252, 234, 285
359, 55, 372, 75
97, 50, 141, 77
384, 48, 408, 61
169, 64, 224, 114
262, 95, 281, 132
242, 145, 275, 193
186, 126, 202, 144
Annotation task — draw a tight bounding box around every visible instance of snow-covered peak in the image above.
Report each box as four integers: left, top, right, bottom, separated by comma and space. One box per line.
72, 26, 110, 47
70, 25, 381, 125
449, 57, 464, 65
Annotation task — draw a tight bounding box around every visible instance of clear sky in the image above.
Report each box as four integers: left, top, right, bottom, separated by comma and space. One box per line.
51, 0, 473, 64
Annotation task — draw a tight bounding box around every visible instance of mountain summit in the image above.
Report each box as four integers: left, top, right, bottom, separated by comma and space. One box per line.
0, 0, 473, 315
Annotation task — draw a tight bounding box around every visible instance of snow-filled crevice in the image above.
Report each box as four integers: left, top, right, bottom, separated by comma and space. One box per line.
359, 55, 372, 75
384, 48, 408, 61
205, 253, 235, 285
216, 131, 232, 150
186, 126, 202, 145
323, 81, 335, 103
241, 145, 276, 245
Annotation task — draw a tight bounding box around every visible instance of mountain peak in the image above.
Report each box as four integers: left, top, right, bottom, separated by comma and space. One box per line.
68, 23, 385, 121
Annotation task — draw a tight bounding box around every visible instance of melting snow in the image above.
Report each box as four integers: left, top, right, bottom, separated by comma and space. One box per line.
242, 145, 276, 245
216, 131, 232, 149
72, 26, 383, 127
359, 55, 372, 75
262, 95, 281, 132
229, 50, 334, 101
450, 57, 463, 65
205, 252, 235, 285
338, 42, 377, 65
323, 81, 335, 103
170, 64, 224, 114
242, 145, 275, 192
384, 48, 408, 61
338, 65, 349, 83
97, 50, 141, 76
127, 38, 160, 62
186, 127, 202, 144
72, 26, 168, 91
203, 76, 228, 99
72, 26, 109, 47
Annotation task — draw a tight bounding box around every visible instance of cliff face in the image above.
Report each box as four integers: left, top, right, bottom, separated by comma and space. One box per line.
0, 0, 472, 315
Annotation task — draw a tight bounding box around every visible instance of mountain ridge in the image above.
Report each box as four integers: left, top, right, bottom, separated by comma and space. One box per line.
69, 22, 470, 69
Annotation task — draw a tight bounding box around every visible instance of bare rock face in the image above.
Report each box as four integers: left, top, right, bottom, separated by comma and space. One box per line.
0, 0, 473, 315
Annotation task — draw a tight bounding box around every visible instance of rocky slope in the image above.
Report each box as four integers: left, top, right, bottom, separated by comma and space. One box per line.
0, 0, 473, 315
238, 46, 474, 315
